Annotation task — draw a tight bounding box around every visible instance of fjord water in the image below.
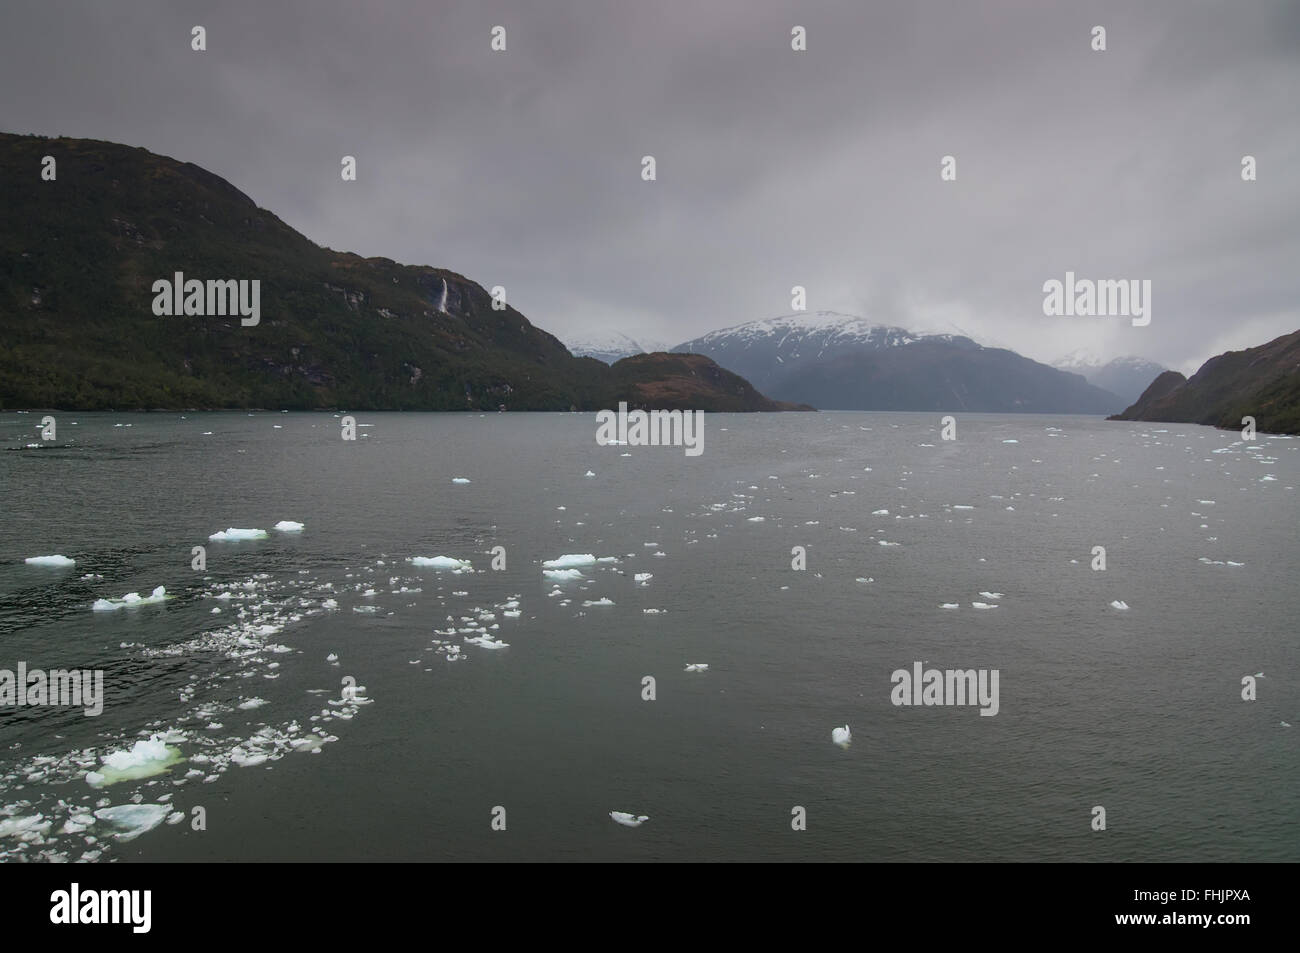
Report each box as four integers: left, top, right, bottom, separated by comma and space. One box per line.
1, 411, 1296, 862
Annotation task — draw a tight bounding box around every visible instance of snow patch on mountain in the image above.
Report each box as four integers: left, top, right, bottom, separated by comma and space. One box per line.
564, 331, 669, 364
674, 311, 964, 357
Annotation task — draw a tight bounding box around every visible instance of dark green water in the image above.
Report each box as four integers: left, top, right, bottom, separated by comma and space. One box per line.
1, 411, 1296, 861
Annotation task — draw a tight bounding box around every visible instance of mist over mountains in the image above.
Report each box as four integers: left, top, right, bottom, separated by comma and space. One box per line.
671, 312, 1131, 414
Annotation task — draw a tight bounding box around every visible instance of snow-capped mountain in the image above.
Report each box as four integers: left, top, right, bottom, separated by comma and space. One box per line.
1052, 353, 1168, 406
679, 311, 951, 357
673, 311, 1126, 413
564, 331, 669, 364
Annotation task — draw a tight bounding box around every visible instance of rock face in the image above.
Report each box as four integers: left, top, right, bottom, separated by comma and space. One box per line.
674, 312, 1124, 413
1110, 330, 1300, 434
0, 133, 790, 414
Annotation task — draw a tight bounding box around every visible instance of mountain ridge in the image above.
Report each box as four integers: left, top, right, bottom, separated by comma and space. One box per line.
672, 311, 1128, 413
1110, 330, 1300, 434
0, 132, 799, 414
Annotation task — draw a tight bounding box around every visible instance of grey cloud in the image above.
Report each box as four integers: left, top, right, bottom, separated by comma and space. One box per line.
2, 0, 1296, 374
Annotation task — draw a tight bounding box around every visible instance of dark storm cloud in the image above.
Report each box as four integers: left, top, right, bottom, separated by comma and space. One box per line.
2, 0, 1296, 372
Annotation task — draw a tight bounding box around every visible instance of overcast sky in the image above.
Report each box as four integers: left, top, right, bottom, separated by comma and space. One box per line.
3, 0, 1298, 373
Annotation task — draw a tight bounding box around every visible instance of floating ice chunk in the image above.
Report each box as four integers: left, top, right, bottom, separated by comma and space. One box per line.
872, 509, 889, 516
543, 568, 583, 580
856, 577, 874, 584
971, 602, 998, 609
684, 663, 709, 672
451, 477, 471, 484
88, 736, 184, 786
878, 541, 899, 547
634, 573, 653, 583
92, 586, 169, 611
542, 554, 597, 569
274, 520, 305, 532
940, 603, 959, 610
609, 812, 649, 827
209, 528, 268, 541
831, 725, 851, 748
93, 804, 170, 841
25, 555, 75, 567
747, 517, 765, 522
952, 505, 974, 511
0, 814, 52, 839
978, 592, 1003, 600
1110, 600, 1130, 610
238, 697, 268, 710
1002, 439, 1019, 444
408, 556, 473, 571
584, 470, 595, 477
582, 598, 615, 607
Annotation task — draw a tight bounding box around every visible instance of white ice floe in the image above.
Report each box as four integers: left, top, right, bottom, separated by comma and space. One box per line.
582, 598, 615, 606
634, 572, 653, 583
609, 812, 649, 827
408, 556, 473, 572
831, 725, 851, 748
274, 521, 305, 532
584, 470, 595, 477
92, 586, 169, 611
0, 814, 52, 840
24, 555, 75, 567
91, 804, 170, 842
940, 603, 959, 610
86, 736, 184, 787
978, 592, 1003, 600
684, 663, 709, 672
209, 528, 268, 541
1110, 600, 1130, 610
451, 477, 471, 484
542, 554, 598, 569
543, 568, 583, 580
971, 602, 998, 609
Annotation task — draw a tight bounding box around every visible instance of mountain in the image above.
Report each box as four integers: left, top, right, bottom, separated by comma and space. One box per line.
1110, 330, 1300, 434
673, 311, 1124, 413
564, 330, 668, 365
608, 353, 812, 412
1051, 351, 1169, 406
0, 132, 794, 414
